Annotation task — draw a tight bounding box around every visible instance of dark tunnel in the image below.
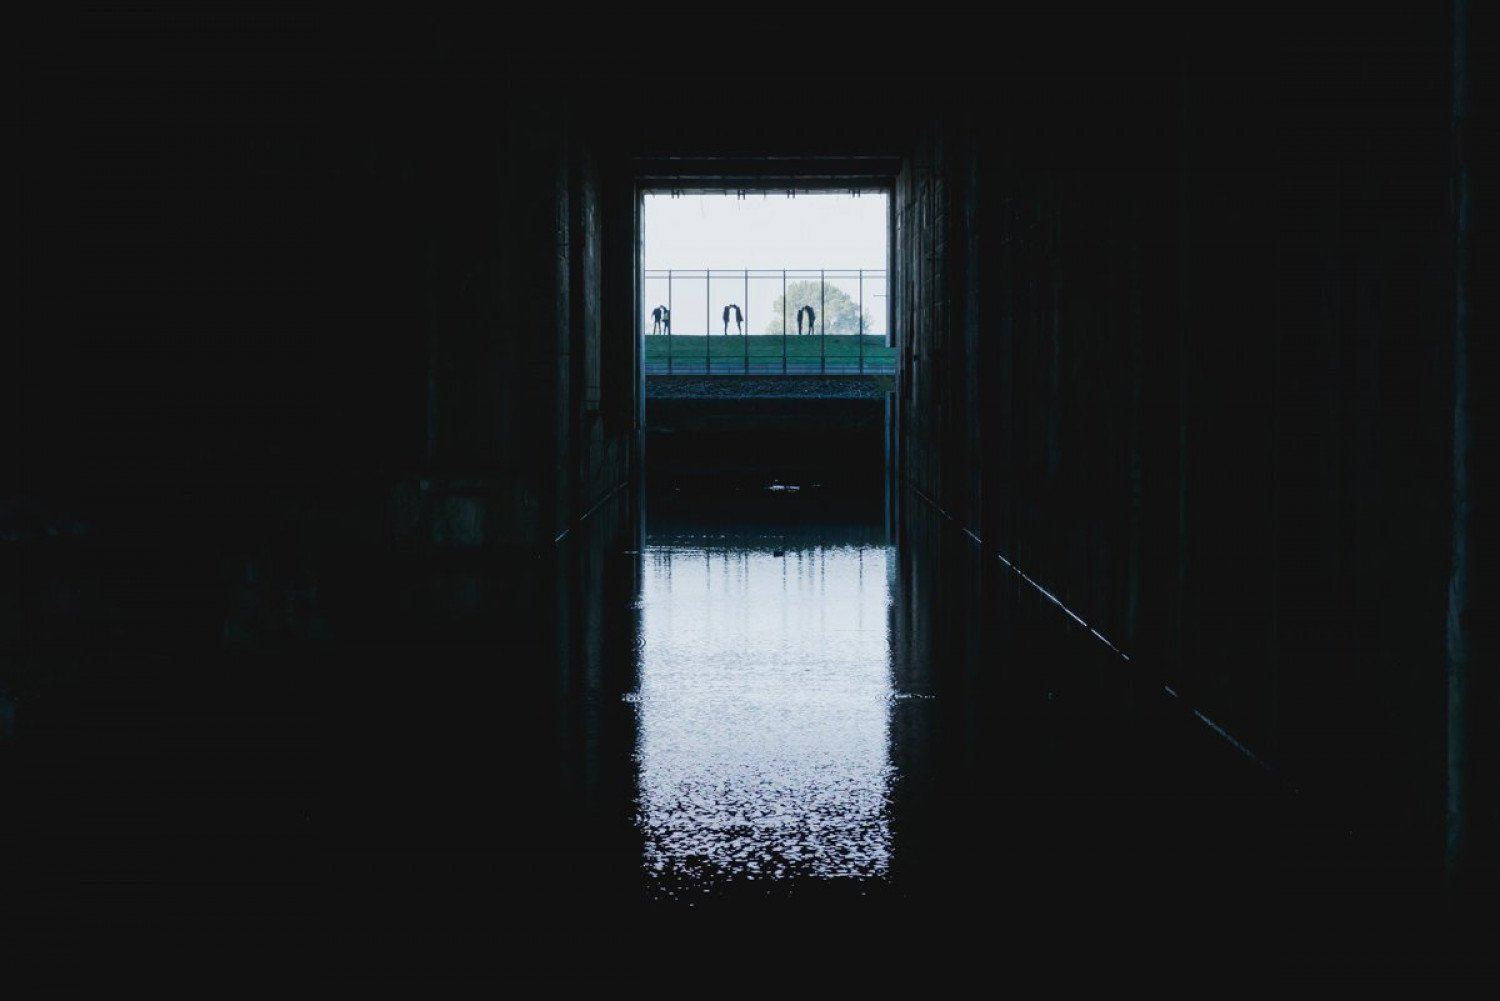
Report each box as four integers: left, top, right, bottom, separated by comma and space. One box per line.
11, 7, 1495, 980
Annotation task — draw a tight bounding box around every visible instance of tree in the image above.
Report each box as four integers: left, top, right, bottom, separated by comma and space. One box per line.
763, 280, 876, 335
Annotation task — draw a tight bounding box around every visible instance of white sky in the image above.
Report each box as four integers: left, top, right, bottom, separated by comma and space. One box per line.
643, 192, 890, 336
644, 192, 889, 271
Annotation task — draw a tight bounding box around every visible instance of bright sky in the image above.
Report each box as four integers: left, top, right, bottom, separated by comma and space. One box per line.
644, 192, 889, 271
643, 192, 890, 336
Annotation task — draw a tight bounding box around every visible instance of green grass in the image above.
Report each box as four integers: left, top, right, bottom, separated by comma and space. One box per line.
645, 334, 895, 370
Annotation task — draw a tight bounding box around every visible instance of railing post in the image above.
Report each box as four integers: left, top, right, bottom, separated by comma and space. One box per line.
859, 268, 865, 374
650, 266, 890, 376
820, 269, 826, 376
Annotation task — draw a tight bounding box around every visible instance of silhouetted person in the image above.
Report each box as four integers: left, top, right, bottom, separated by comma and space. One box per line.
732, 304, 743, 334
796, 305, 806, 336
804, 305, 816, 336
722, 304, 731, 335
660, 305, 671, 335
651, 305, 663, 335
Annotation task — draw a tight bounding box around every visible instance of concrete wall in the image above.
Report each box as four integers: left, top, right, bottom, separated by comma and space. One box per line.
360, 77, 634, 554
20, 33, 642, 659
894, 11, 1489, 883
16, 28, 652, 893
646, 396, 885, 499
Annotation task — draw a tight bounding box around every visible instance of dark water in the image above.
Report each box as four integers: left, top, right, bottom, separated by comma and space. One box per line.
7, 488, 1484, 977
522, 494, 1292, 929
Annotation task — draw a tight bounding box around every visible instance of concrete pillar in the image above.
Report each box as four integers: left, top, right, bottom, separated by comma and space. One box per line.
1446, 0, 1496, 890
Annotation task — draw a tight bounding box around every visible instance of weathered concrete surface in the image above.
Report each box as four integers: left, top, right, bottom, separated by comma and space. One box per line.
647, 397, 885, 498
894, 10, 1486, 889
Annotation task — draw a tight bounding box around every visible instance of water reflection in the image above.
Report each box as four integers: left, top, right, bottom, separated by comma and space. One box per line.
632, 525, 893, 896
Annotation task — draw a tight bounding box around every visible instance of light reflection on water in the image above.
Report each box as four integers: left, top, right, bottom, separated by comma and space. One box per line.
632, 532, 893, 895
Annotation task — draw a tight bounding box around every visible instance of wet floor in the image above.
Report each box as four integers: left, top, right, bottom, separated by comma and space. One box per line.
634, 524, 896, 895
8, 488, 1483, 976
546, 498, 1475, 972
619, 507, 1281, 915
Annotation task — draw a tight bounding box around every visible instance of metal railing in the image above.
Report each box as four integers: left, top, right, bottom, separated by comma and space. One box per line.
644, 268, 893, 375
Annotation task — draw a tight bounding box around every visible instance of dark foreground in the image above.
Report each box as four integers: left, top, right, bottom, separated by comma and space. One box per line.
6, 484, 1493, 980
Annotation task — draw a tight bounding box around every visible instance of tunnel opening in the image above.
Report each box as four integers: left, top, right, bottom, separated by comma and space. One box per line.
639, 188, 894, 522
632, 186, 900, 892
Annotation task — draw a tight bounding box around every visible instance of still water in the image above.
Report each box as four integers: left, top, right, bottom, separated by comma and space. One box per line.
631, 524, 895, 896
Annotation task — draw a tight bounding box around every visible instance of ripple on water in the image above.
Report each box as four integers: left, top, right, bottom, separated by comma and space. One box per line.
634, 538, 895, 898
